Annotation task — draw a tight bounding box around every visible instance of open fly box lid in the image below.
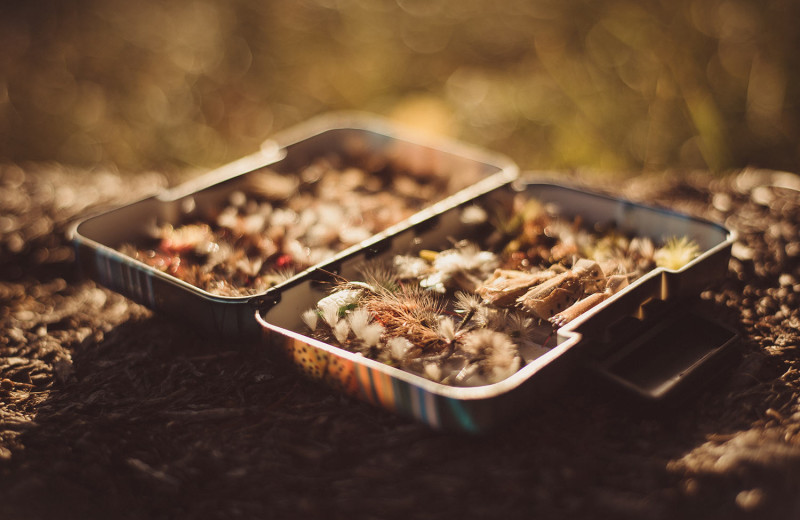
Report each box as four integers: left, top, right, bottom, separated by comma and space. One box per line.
69, 112, 519, 338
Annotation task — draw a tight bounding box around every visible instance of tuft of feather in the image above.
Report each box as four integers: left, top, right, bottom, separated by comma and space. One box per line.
628, 236, 655, 268
432, 243, 498, 279
460, 329, 521, 384
319, 300, 341, 328
388, 337, 413, 360
461, 329, 514, 358
393, 255, 431, 280
234, 256, 264, 277
436, 317, 457, 343
471, 305, 491, 328
347, 308, 372, 339
454, 291, 482, 315
424, 362, 443, 382
654, 236, 701, 270
507, 312, 533, 339
301, 309, 319, 331
485, 308, 509, 331
333, 320, 351, 344
358, 263, 400, 293
417, 242, 498, 293
360, 323, 385, 347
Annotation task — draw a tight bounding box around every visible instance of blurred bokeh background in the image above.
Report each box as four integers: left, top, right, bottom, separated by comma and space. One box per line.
1, 0, 798, 176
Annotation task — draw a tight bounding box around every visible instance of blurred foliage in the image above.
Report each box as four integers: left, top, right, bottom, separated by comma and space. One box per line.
1, 0, 799, 175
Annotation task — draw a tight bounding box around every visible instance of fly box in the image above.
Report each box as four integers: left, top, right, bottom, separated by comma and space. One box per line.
70, 113, 737, 433
255, 180, 737, 432
70, 113, 517, 337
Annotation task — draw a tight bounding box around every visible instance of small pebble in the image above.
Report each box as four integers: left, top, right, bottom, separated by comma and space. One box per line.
750, 186, 774, 206
711, 193, 732, 212
735, 488, 765, 511
732, 243, 754, 261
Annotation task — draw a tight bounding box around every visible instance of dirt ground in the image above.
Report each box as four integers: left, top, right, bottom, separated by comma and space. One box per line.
1, 164, 800, 519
